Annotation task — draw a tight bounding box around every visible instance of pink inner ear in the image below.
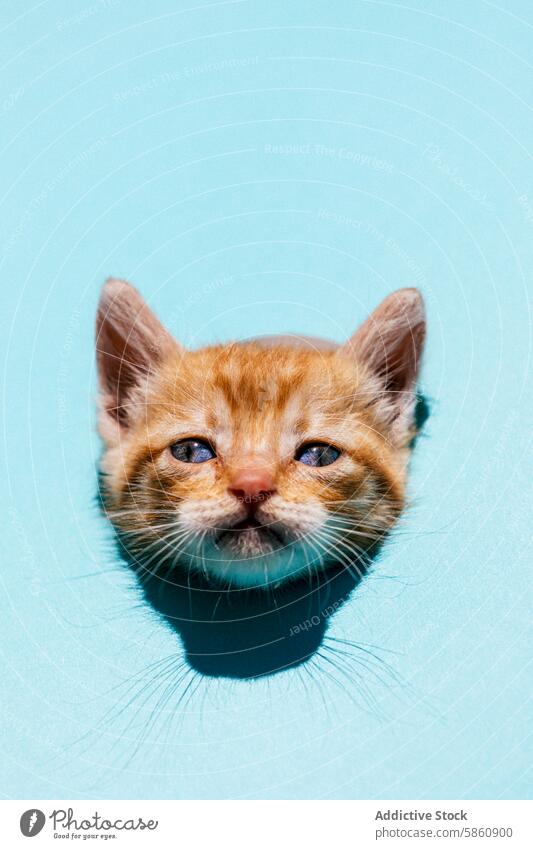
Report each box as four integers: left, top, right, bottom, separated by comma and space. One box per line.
96, 278, 179, 425
370, 319, 425, 395
339, 288, 426, 425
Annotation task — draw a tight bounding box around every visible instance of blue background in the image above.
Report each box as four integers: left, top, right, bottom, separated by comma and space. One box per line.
1, 0, 531, 799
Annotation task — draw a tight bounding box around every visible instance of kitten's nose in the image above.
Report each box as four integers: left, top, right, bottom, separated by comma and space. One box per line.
228, 464, 276, 504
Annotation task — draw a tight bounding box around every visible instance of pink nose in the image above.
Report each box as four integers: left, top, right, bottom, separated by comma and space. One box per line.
228, 465, 276, 504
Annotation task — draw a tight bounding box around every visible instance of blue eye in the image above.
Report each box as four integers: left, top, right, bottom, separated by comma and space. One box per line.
296, 443, 341, 467
170, 439, 216, 464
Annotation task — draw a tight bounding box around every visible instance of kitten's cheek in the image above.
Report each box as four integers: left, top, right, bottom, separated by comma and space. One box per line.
162, 461, 218, 488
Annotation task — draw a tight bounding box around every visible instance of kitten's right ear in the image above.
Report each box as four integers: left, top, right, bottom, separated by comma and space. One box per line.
96, 278, 179, 432
339, 288, 426, 442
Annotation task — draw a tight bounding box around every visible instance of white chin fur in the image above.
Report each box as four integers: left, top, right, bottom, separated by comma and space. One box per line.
191, 541, 323, 589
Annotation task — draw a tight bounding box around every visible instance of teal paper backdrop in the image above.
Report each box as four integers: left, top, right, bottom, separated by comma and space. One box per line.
1, 0, 531, 799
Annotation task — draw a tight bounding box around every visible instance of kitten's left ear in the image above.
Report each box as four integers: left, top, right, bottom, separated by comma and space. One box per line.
339, 288, 426, 441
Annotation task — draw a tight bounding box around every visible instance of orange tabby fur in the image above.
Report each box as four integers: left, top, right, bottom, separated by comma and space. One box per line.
96, 279, 425, 588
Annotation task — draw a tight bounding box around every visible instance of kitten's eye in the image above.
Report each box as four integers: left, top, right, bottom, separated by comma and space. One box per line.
170, 438, 216, 464
295, 442, 340, 467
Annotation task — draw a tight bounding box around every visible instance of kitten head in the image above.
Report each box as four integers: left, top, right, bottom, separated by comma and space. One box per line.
96, 279, 425, 588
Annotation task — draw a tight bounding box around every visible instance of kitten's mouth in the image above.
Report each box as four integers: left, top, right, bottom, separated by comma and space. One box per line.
215, 518, 286, 556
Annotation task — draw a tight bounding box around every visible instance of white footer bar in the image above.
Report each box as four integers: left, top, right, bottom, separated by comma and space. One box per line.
2, 800, 532, 848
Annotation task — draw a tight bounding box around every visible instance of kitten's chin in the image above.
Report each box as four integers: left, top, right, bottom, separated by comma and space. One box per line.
198, 534, 316, 589
216, 520, 284, 559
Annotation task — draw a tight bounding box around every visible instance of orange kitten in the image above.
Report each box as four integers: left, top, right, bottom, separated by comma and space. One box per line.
96, 280, 425, 588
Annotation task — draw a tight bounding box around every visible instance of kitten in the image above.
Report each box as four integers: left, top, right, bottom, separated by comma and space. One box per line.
96, 279, 425, 589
